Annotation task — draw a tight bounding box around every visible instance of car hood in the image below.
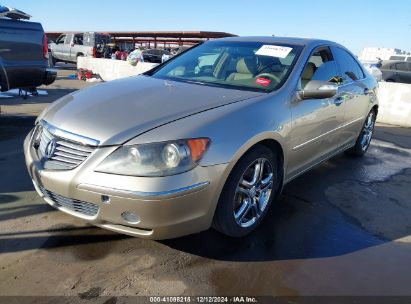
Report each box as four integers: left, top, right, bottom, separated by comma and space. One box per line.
40, 76, 264, 145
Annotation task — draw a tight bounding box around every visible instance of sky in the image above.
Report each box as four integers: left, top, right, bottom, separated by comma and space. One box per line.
3, 0, 411, 55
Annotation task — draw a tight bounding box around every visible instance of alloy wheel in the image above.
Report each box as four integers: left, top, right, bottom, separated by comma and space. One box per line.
360, 112, 375, 151
233, 158, 274, 228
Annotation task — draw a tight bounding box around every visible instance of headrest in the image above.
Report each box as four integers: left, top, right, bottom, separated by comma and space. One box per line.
302, 62, 316, 80
236, 58, 257, 75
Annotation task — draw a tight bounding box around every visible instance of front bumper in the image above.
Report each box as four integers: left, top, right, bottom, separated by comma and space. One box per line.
24, 130, 228, 239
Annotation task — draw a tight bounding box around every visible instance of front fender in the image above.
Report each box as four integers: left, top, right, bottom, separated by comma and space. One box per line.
127, 94, 291, 168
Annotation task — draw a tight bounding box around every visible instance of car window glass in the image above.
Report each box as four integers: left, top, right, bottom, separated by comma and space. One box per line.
56, 35, 66, 44
300, 47, 340, 89
151, 41, 303, 92
396, 62, 409, 71
332, 47, 364, 83
390, 56, 404, 61
74, 34, 83, 45
65, 34, 73, 44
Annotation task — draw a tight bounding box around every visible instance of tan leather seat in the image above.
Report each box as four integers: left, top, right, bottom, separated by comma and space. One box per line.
227, 58, 257, 81
301, 62, 316, 88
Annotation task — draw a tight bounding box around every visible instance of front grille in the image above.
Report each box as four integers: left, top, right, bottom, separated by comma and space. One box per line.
40, 187, 99, 217
35, 124, 96, 170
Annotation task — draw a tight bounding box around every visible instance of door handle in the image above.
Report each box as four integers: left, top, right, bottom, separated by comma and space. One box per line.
334, 97, 344, 105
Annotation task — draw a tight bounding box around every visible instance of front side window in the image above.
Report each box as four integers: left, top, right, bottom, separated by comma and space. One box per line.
149, 41, 303, 92
56, 35, 66, 44
332, 47, 364, 83
65, 34, 73, 45
300, 47, 341, 89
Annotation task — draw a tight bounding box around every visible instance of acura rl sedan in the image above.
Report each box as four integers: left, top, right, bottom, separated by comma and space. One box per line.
24, 37, 378, 239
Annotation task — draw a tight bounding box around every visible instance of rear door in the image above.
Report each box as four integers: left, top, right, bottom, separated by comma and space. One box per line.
70, 34, 84, 62
331, 46, 370, 145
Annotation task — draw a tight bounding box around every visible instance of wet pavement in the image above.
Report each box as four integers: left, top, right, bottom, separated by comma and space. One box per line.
0, 66, 410, 298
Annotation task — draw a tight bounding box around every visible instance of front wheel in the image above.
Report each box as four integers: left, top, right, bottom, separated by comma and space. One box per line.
346, 109, 376, 156
213, 145, 280, 237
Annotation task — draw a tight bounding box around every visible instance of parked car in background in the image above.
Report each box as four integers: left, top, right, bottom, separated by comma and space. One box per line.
0, 6, 56, 92
388, 55, 411, 62
142, 49, 170, 63
161, 46, 192, 63
361, 61, 383, 82
24, 37, 378, 239
49, 32, 110, 64
380, 60, 411, 83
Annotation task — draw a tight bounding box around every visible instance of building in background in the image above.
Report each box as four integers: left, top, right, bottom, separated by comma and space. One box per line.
359, 47, 410, 61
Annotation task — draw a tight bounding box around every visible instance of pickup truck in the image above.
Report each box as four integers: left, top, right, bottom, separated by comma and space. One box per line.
0, 9, 56, 92
49, 32, 110, 64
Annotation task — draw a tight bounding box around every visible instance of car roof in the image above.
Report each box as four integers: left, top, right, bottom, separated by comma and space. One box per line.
214, 36, 341, 48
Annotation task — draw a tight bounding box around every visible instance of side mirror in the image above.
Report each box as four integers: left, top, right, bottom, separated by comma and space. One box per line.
298, 80, 338, 100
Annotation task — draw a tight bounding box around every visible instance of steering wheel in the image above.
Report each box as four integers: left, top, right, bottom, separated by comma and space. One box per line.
255, 73, 281, 84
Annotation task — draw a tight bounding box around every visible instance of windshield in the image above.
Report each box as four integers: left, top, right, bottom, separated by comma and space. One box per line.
149, 41, 302, 92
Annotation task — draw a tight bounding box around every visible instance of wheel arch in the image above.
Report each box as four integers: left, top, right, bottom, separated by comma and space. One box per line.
210, 136, 286, 235
371, 104, 379, 115
210, 134, 286, 216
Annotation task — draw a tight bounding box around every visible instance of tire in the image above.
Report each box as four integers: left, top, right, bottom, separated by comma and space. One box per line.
213, 145, 280, 237
51, 55, 57, 66
345, 109, 376, 156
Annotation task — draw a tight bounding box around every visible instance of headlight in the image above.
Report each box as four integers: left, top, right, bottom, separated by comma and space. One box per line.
95, 138, 210, 177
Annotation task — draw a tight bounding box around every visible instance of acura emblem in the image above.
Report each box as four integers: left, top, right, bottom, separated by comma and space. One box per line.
45, 139, 57, 159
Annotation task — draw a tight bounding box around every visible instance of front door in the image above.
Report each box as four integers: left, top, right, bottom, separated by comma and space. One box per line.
287, 46, 345, 179
53, 34, 67, 61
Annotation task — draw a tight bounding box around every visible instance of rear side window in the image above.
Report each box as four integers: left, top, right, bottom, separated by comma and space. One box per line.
73, 34, 83, 45
332, 47, 365, 83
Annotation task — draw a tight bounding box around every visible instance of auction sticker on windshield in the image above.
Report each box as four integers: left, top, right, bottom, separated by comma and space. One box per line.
255, 45, 293, 58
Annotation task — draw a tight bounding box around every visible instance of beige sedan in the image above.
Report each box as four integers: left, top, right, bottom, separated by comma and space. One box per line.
24, 37, 378, 239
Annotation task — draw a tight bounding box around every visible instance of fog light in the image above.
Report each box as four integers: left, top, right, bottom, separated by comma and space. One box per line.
101, 195, 110, 204
121, 211, 141, 224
